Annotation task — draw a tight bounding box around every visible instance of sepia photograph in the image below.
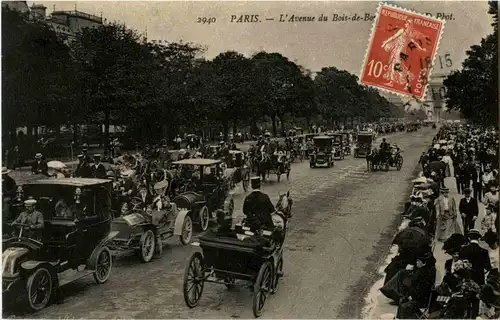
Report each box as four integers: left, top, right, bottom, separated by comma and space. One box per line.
1, 0, 499, 318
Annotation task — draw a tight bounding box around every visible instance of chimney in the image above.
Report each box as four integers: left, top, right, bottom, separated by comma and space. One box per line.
31, 4, 47, 19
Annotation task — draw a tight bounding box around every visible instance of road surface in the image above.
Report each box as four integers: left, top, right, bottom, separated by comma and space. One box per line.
4, 128, 435, 319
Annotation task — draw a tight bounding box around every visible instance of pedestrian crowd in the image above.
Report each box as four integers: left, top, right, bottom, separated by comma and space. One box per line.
380, 124, 499, 319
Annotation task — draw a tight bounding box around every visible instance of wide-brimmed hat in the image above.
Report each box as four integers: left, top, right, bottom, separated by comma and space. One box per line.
24, 198, 37, 206
154, 180, 169, 190
412, 177, 427, 184
35, 153, 43, 158
179, 149, 186, 155
2, 167, 11, 174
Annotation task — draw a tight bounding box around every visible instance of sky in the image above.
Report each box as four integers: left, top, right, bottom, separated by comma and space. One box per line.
37, 0, 493, 75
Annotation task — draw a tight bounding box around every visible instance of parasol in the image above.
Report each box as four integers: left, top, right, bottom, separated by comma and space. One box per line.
47, 160, 67, 170
393, 226, 432, 250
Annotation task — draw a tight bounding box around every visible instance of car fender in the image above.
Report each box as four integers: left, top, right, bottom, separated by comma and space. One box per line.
20, 260, 58, 273
87, 231, 119, 268
173, 209, 189, 235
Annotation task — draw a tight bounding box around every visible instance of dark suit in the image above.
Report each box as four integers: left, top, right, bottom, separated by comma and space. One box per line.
243, 190, 275, 231
74, 162, 92, 178
92, 163, 107, 179
136, 192, 153, 210
31, 159, 48, 175
471, 169, 484, 201
459, 242, 491, 318
459, 197, 479, 235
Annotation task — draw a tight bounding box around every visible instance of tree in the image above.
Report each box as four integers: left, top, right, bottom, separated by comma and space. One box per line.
2, 7, 74, 147
443, 1, 498, 125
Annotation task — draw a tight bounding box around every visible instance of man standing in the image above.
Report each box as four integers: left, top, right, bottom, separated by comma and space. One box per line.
471, 163, 484, 202
418, 152, 428, 172
74, 154, 92, 178
242, 177, 275, 231
31, 153, 48, 176
459, 229, 492, 318
91, 154, 107, 179
459, 188, 478, 235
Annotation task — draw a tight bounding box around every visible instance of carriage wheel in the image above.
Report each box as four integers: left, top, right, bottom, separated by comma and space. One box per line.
183, 252, 205, 308
396, 157, 403, 171
26, 267, 53, 311
139, 230, 156, 263
271, 257, 283, 294
242, 172, 250, 192
199, 206, 210, 231
180, 215, 193, 245
253, 261, 272, 318
93, 246, 112, 284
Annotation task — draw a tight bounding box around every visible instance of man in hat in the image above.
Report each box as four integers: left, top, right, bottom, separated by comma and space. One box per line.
242, 177, 275, 231
483, 182, 499, 208
92, 154, 107, 179
471, 162, 484, 202
459, 188, 479, 235
74, 154, 92, 178
81, 143, 92, 163
31, 153, 48, 176
459, 229, 493, 317
418, 151, 429, 172
12, 198, 44, 238
137, 184, 153, 210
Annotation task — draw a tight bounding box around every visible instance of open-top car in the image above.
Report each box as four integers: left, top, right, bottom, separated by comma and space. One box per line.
109, 202, 193, 263
309, 136, 335, 168
172, 159, 234, 231
3, 178, 117, 312
330, 133, 344, 160
224, 150, 251, 192
354, 131, 375, 158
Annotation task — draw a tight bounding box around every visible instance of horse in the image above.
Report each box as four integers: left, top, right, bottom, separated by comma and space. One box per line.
367, 147, 379, 172
276, 190, 293, 218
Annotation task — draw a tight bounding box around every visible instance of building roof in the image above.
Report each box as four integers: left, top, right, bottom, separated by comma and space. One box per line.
25, 178, 111, 187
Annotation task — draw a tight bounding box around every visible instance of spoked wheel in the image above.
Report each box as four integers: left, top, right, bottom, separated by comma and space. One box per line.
26, 267, 53, 311
271, 257, 283, 294
180, 215, 193, 245
183, 252, 205, 308
242, 172, 250, 192
93, 246, 112, 284
139, 229, 156, 262
396, 157, 403, 171
252, 261, 273, 318
199, 206, 210, 231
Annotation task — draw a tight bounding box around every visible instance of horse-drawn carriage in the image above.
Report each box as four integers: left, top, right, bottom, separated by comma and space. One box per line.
330, 133, 345, 160
171, 159, 235, 231
183, 193, 292, 318
367, 145, 404, 172
3, 179, 117, 311
309, 136, 335, 168
109, 202, 193, 262
354, 131, 374, 158
256, 151, 291, 182
341, 131, 352, 156
224, 150, 251, 192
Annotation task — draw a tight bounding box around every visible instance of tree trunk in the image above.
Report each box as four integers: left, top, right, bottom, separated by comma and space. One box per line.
305, 115, 311, 129
223, 119, 229, 141
73, 124, 79, 145
279, 116, 285, 136
251, 118, 259, 135
232, 122, 237, 135
104, 110, 110, 151
271, 117, 277, 137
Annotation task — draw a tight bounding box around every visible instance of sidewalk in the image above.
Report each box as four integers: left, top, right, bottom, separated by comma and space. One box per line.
362, 176, 487, 319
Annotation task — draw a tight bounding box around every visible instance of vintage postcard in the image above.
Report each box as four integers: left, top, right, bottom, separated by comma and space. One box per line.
2, 1, 498, 319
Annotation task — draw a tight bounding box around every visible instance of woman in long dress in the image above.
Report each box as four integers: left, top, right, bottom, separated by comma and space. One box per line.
435, 187, 462, 241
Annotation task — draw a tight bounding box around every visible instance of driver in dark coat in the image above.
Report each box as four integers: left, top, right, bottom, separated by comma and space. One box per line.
243, 177, 275, 231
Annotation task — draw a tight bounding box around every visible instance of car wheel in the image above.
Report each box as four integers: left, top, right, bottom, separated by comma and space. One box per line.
199, 206, 210, 231
180, 215, 193, 245
93, 246, 112, 284
183, 252, 205, 308
26, 267, 53, 311
139, 230, 156, 263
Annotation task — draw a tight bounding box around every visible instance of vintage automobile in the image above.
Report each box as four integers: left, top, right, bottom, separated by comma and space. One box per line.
304, 133, 318, 158
172, 159, 234, 231
224, 150, 251, 192
341, 131, 352, 156
354, 131, 375, 158
183, 195, 290, 318
309, 136, 335, 168
330, 133, 345, 160
109, 203, 193, 263
3, 178, 117, 312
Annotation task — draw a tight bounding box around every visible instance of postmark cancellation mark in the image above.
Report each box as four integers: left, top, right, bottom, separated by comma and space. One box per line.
359, 3, 445, 100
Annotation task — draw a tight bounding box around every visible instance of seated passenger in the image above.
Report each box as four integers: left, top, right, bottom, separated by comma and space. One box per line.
54, 199, 73, 218
12, 198, 44, 240
242, 177, 275, 232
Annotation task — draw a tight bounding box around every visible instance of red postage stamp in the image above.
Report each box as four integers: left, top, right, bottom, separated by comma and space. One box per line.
359, 3, 445, 100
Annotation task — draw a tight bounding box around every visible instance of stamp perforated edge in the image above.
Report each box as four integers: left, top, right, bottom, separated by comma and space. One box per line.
358, 2, 446, 102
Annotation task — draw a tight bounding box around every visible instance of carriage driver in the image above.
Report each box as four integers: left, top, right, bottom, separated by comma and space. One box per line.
242, 177, 275, 232
12, 198, 44, 239
379, 138, 391, 162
